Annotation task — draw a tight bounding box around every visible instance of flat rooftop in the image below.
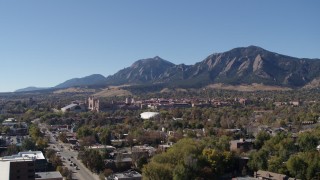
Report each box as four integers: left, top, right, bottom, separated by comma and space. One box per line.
36, 171, 63, 180
1, 151, 45, 161
113, 170, 142, 179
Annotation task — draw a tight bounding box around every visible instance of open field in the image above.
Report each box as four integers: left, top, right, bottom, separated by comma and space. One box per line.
94, 87, 132, 97
53, 87, 97, 94
207, 83, 292, 91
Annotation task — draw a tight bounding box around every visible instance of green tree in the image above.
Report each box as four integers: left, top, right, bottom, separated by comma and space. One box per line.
297, 132, 318, 152
36, 138, 48, 150
287, 155, 307, 179
21, 138, 36, 151
29, 124, 42, 141
143, 138, 203, 179
80, 136, 96, 147
254, 131, 271, 149
136, 156, 148, 170
143, 120, 154, 129
99, 128, 111, 145
268, 156, 286, 174
4, 145, 20, 156
58, 132, 67, 143
77, 126, 94, 139
1, 126, 10, 134
248, 148, 269, 171
173, 164, 193, 180
60, 167, 73, 180
52, 155, 63, 168
202, 148, 235, 176
143, 162, 173, 180
300, 152, 320, 180
80, 149, 104, 173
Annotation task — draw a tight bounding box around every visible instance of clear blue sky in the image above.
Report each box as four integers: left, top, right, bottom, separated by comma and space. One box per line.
0, 0, 319, 92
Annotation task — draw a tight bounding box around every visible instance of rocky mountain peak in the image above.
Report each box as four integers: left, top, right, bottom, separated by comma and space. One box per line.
18, 46, 320, 91
130, 56, 175, 69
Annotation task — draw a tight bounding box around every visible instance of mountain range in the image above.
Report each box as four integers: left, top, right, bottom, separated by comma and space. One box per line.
15, 87, 49, 92
15, 46, 320, 92
55, 74, 107, 89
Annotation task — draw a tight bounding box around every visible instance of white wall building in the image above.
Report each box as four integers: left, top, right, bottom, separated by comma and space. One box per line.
140, 112, 160, 120
61, 103, 85, 113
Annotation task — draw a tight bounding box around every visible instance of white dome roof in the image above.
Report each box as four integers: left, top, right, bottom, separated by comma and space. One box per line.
140, 112, 160, 120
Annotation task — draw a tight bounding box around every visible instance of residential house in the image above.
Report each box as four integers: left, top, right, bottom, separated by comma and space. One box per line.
158, 142, 173, 152
254, 170, 297, 180
230, 139, 254, 152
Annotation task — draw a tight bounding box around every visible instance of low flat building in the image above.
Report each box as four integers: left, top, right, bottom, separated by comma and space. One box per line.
88, 145, 116, 152
67, 137, 78, 144
61, 103, 86, 113
106, 170, 142, 180
132, 145, 156, 156
230, 138, 254, 152
158, 142, 174, 152
140, 112, 160, 120
254, 170, 296, 180
2, 118, 28, 136
35, 171, 63, 180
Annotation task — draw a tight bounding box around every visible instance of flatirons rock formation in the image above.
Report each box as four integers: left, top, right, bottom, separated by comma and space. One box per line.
15, 46, 320, 92
105, 46, 320, 88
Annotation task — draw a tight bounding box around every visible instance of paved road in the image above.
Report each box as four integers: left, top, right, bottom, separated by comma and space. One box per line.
57, 143, 99, 180
39, 123, 99, 180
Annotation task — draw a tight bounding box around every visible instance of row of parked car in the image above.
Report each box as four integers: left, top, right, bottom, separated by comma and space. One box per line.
66, 156, 79, 170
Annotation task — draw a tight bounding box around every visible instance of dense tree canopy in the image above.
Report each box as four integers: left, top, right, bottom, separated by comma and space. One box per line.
142, 138, 237, 180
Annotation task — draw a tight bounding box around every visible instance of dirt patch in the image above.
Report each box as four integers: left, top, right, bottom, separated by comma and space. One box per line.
207, 83, 291, 91
303, 77, 320, 89
94, 87, 132, 97
54, 87, 96, 94
160, 88, 188, 93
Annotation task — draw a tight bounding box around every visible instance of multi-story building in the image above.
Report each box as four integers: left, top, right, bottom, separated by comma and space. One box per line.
1, 151, 47, 172
88, 96, 100, 112
0, 158, 35, 180
0, 159, 63, 180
